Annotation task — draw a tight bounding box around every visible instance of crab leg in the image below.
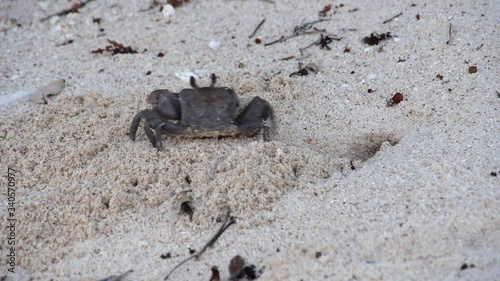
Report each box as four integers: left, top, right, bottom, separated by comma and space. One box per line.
144, 122, 156, 147
129, 109, 165, 141
129, 110, 146, 141
155, 122, 188, 151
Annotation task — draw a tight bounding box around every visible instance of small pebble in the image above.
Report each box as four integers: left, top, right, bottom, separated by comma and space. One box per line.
468, 66, 477, 74
162, 4, 175, 21
209, 40, 220, 49
392, 92, 404, 104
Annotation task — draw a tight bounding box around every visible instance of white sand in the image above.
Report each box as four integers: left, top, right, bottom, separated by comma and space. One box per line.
1, 0, 499, 280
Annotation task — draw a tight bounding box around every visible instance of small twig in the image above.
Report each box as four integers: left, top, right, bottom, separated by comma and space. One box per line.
298, 34, 341, 57
139, 0, 162, 12
446, 23, 453, 44
265, 18, 330, 46
258, 0, 275, 3
40, 0, 96, 22
55, 39, 74, 47
264, 36, 285, 47
265, 28, 325, 46
339, 28, 358, 32
293, 19, 330, 34
382, 12, 403, 24
299, 41, 316, 57
196, 211, 235, 255
98, 269, 133, 281
249, 19, 266, 38
164, 209, 235, 280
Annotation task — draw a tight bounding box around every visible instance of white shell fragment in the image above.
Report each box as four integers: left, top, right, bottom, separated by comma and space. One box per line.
30, 79, 65, 104
304, 62, 319, 73
162, 4, 176, 21
209, 40, 220, 49
175, 71, 199, 83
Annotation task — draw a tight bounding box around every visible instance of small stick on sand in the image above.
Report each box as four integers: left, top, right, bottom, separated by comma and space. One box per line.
164, 209, 235, 280
265, 29, 326, 46
298, 34, 340, 57
382, 12, 403, 24
446, 23, 453, 44
265, 19, 330, 46
41, 0, 96, 22
249, 19, 266, 38
98, 269, 133, 281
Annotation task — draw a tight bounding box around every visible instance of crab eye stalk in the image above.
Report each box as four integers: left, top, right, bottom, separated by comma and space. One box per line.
210, 73, 217, 87
190, 76, 199, 89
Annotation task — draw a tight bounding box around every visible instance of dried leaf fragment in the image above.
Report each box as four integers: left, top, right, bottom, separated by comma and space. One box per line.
228, 256, 262, 280
91, 39, 138, 55
160, 252, 171, 259
209, 266, 220, 281
241, 265, 259, 280
363, 32, 392, 45
168, 0, 190, 8
318, 4, 332, 17
229, 255, 245, 277
30, 79, 65, 104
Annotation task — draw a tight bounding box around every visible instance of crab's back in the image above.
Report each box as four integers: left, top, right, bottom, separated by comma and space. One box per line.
178, 87, 239, 132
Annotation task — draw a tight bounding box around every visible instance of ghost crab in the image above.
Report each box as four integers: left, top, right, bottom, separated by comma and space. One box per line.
130, 74, 276, 150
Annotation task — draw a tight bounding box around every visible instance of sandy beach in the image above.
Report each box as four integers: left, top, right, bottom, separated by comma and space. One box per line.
1, 0, 499, 280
